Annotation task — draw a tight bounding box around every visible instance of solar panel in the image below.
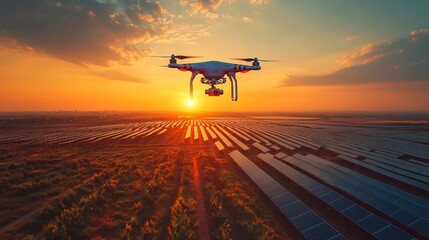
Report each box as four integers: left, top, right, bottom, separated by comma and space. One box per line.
409, 218, 429, 237
272, 192, 297, 208
330, 197, 354, 212
341, 205, 371, 222
302, 222, 341, 240
292, 211, 324, 232
357, 215, 389, 234
310, 185, 331, 197
391, 209, 420, 225
367, 198, 401, 214
319, 191, 342, 204
264, 185, 287, 199
394, 198, 429, 218
281, 201, 309, 219
374, 225, 415, 240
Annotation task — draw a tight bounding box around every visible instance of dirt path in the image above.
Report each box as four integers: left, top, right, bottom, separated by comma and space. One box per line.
192, 157, 211, 240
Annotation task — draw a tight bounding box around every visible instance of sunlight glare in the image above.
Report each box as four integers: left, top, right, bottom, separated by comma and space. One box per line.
186, 98, 195, 108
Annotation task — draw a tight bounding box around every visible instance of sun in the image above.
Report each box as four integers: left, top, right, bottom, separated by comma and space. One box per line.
185, 98, 195, 108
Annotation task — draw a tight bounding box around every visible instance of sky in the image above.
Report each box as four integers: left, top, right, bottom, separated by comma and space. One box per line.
1, 0, 429, 112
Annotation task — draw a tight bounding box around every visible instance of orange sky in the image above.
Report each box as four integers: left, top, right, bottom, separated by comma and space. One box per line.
1, 0, 429, 112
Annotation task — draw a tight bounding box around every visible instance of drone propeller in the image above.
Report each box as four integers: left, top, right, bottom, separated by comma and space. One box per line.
231, 57, 279, 62
231, 58, 255, 62
152, 54, 202, 60
259, 59, 280, 62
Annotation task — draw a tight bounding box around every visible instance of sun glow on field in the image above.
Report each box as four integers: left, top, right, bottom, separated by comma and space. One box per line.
186, 98, 195, 108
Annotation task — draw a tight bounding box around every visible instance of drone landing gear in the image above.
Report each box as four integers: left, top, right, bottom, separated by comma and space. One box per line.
227, 73, 238, 101
189, 71, 198, 100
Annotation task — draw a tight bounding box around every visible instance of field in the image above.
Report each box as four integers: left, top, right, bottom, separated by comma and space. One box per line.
0, 112, 428, 240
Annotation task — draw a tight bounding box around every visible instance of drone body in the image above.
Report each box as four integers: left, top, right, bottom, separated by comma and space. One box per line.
160, 54, 271, 101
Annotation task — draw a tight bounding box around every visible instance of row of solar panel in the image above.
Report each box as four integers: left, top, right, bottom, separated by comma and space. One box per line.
228, 150, 345, 240
257, 152, 415, 240
278, 127, 429, 192
286, 153, 429, 238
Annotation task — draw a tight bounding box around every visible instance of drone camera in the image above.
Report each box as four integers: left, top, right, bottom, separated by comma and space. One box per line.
205, 88, 224, 96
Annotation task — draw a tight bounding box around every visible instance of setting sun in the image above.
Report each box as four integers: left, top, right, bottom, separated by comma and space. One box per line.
186, 98, 195, 108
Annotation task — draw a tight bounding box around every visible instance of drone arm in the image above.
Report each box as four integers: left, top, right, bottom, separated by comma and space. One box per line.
189, 71, 198, 100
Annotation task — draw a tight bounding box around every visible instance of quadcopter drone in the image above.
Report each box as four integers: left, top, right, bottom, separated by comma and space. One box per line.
156, 54, 276, 101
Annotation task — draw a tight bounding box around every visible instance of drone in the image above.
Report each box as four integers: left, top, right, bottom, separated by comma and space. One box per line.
156, 54, 276, 101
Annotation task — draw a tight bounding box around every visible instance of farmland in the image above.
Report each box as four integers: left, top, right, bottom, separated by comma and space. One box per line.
0, 112, 428, 239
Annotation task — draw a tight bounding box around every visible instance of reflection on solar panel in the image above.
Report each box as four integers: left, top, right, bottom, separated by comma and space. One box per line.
214, 141, 225, 151
185, 125, 191, 139
253, 142, 270, 153
211, 126, 233, 147
205, 126, 217, 139
199, 126, 208, 141
193, 126, 199, 140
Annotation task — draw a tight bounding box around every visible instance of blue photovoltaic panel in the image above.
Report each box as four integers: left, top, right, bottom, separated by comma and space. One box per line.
265, 185, 287, 198
367, 197, 402, 214
329, 235, 347, 240
310, 185, 331, 197
391, 209, 420, 225
409, 218, 429, 237
330, 197, 354, 212
357, 215, 389, 234
319, 190, 342, 204
394, 198, 429, 218
301, 178, 320, 190
341, 203, 371, 222
302, 222, 341, 240
272, 193, 297, 208
292, 211, 324, 232
281, 201, 310, 219
374, 225, 416, 240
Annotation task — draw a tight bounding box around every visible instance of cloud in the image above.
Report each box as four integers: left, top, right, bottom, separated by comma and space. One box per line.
345, 35, 358, 41
0, 0, 170, 66
281, 29, 429, 86
180, 0, 238, 19
180, 0, 222, 19
179, 0, 267, 19
249, 0, 271, 5
93, 70, 148, 83
242, 16, 252, 23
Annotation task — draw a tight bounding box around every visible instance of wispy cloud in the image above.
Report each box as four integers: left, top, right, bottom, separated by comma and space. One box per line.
249, 0, 271, 5
242, 16, 252, 23
280, 29, 429, 87
180, 0, 223, 19
345, 35, 358, 41
93, 71, 148, 83
0, 0, 171, 66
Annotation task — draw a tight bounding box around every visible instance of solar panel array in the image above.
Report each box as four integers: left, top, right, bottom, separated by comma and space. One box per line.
1, 117, 428, 239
